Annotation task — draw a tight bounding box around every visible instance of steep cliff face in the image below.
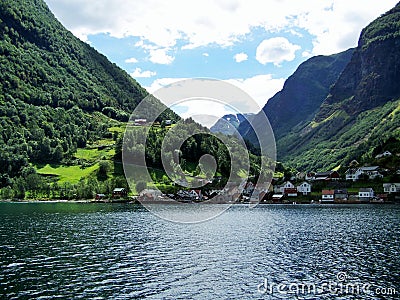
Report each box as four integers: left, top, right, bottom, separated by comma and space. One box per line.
277, 2, 400, 170
316, 3, 400, 121
238, 49, 353, 144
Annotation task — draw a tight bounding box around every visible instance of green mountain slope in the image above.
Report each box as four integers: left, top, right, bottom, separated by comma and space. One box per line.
238, 49, 353, 147
279, 2, 400, 171
0, 0, 177, 185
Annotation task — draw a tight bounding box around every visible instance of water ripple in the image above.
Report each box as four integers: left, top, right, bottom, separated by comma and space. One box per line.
0, 203, 399, 299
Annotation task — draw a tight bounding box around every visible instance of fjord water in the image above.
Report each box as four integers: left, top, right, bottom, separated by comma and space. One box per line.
0, 203, 399, 299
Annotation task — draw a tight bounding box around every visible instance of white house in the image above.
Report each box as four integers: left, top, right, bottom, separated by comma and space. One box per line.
345, 168, 359, 181
297, 182, 312, 195
360, 166, 383, 180
359, 188, 374, 201
279, 181, 295, 194
345, 166, 383, 181
321, 190, 334, 202
383, 183, 400, 193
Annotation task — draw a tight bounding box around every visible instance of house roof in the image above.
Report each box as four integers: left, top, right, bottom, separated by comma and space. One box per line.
113, 188, 126, 192
359, 166, 379, 171
359, 188, 373, 192
383, 183, 400, 187
322, 190, 335, 195
315, 172, 331, 177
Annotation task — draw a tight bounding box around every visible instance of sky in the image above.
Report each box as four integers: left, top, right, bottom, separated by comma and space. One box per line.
44, 0, 398, 125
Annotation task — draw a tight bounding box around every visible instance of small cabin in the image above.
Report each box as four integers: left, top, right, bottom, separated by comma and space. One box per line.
112, 188, 127, 199
95, 193, 106, 200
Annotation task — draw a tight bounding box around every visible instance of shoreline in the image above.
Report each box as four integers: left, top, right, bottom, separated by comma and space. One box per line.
0, 199, 397, 205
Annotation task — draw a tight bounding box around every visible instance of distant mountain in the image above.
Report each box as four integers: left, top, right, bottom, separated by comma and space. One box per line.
210, 113, 254, 135
0, 0, 177, 183
275, 2, 400, 170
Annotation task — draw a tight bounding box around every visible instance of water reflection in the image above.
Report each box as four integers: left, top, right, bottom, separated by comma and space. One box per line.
0, 203, 399, 299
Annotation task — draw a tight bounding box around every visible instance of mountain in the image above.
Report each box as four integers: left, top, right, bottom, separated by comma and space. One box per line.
238, 48, 354, 145
0, 0, 177, 184
210, 113, 254, 135
274, 2, 400, 170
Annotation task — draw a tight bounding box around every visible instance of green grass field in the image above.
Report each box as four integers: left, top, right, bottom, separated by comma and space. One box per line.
36, 163, 100, 184
75, 147, 115, 161
108, 125, 126, 133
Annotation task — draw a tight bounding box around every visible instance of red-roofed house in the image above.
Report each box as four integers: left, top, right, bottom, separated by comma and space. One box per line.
321, 190, 335, 202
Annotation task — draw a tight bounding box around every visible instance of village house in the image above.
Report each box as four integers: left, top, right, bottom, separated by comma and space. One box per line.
334, 189, 348, 201
345, 168, 359, 181
345, 166, 383, 181
95, 193, 106, 201
274, 181, 295, 194
383, 183, 400, 194
284, 188, 298, 197
134, 119, 147, 126
313, 171, 340, 181
321, 190, 335, 202
297, 182, 312, 195
359, 166, 383, 180
359, 188, 374, 201
112, 188, 127, 199
272, 194, 284, 202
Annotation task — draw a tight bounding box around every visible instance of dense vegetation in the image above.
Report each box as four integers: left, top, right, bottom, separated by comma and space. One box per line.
122, 119, 274, 194
280, 99, 400, 170
0, 0, 178, 195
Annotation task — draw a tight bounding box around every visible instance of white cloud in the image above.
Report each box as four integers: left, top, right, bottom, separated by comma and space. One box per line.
234, 52, 248, 63
149, 48, 175, 65
45, 0, 398, 56
171, 101, 235, 128
226, 75, 284, 107
256, 37, 301, 66
202, 52, 209, 57
302, 50, 312, 58
144, 78, 189, 94
130, 68, 156, 78
145, 75, 284, 116
125, 57, 138, 63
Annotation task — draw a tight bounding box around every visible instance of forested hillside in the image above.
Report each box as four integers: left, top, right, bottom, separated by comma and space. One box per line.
0, 0, 177, 186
